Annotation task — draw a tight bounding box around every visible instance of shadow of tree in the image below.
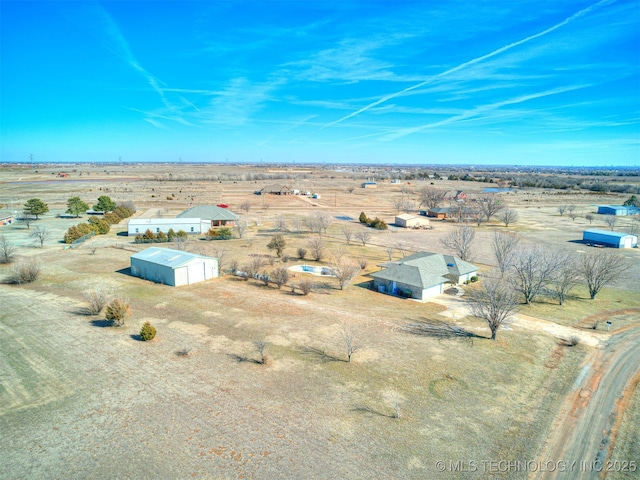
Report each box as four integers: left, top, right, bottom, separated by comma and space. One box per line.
352, 404, 395, 418
298, 345, 343, 363
90, 319, 112, 328
398, 317, 486, 345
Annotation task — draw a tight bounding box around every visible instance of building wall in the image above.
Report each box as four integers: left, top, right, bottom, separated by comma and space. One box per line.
131, 259, 176, 286
128, 219, 202, 236
456, 271, 477, 284
131, 257, 219, 287
582, 231, 629, 248
373, 278, 443, 301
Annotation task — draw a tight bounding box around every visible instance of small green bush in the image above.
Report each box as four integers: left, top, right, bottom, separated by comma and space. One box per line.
140, 321, 157, 341
105, 298, 130, 327
470, 275, 479, 282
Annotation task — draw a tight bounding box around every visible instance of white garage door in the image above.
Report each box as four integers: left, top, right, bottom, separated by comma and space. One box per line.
187, 262, 205, 284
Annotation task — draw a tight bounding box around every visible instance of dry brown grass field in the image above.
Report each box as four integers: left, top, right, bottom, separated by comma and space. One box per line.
1, 164, 638, 479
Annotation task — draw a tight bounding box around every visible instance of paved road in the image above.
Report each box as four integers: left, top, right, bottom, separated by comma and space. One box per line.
532, 327, 640, 480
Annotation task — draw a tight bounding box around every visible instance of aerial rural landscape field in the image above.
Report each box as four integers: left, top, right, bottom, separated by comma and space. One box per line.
2, 0, 638, 478
1, 163, 638, 479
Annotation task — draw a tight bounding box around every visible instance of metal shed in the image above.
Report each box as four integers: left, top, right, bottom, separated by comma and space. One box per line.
583, 229, 638, 249
597, 205, 640, 216
130, 247, 219, 286
395, 213, 430, 228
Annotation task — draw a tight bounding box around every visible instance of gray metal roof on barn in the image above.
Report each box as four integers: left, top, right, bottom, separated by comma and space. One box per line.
131, 247, 211, 269
178, 205, 239, 221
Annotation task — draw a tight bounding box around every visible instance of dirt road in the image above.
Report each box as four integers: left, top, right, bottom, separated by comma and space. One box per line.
532, 327, 640, 479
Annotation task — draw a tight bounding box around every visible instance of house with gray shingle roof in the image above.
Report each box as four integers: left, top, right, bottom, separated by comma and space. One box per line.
178, 205, 239, 227
369, 251, 478, 300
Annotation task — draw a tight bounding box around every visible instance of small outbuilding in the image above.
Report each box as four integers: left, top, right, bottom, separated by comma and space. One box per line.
130, 247, 219, 286
395, 213, 430, 229
597, 205, 640, 216
583, 229, 637, 249
362, 182, 378, 188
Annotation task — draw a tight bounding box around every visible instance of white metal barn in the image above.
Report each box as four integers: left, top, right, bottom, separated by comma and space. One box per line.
127, 218, 203, 236
130, 247, 219, 286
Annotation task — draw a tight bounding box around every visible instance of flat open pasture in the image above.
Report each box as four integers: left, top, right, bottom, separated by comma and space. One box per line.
1, 164, 638, 478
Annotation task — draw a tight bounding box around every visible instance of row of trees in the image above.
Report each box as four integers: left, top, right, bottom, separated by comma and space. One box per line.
490, 231, 629, 302
64, 201, 134, 244
22, 195, 117, 224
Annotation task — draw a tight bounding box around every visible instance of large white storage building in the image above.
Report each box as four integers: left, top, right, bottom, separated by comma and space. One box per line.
128, 218, 205, 236
583, 230, 638, 249
130, 247, 219, 286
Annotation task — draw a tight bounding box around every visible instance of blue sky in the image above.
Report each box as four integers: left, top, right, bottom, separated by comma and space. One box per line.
1, 0, 638, 166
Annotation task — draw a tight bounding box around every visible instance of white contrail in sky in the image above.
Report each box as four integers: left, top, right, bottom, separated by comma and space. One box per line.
320, 0, 614, 130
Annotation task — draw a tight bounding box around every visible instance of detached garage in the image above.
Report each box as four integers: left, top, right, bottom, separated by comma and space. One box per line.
130, 247, 219, 286
583, 230, 638, 249
395, 213, 430, 229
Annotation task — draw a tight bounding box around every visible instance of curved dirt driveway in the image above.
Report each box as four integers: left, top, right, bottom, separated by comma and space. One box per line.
531, 327, 640, 479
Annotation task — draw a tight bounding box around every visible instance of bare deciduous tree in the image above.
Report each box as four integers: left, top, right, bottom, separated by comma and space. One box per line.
338, 321, 363, 362
244, 256, 266, 280
83, 285, 113, 315
235, 220, 247, 238
307, 237, 326, 261
557, 205, 567, 216
0, 235, 16, 264
549, 251, 580, 305
567, 204, 576, 218
20, 213, 35, 230
604, 215, 617, 231
10, 258, 41, 284
383, 390, 403, 419
578, 251, 629, 299
341, 225, 354, 244
297, 247, 307, 260
271, 267, 289, 289
298, 278, 313, 295
510, 245, 562, 304
331, 257, 361, 290
347, 186, 355, 194
419, 187, 447, 210
253, 340, 269, 364
585, 214, 594, 224
440, 225, 475, 261
275, 215, 288, 232
395, 240, 408, 258
497, 208, 519, 227
29, 226, 51, 248
478, 195, 504, 223
355, 230, 371, 246
211, 247, 228, 274
468, 275, 519, 340
240, 201, 251, 213
491, 231, 519, 276
172, 235, 189, 251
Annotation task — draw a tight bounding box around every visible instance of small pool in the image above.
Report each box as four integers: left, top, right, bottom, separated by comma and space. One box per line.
288, 264, 335, 276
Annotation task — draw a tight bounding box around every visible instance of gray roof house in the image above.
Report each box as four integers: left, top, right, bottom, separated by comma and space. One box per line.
178, 205, 239, 227
370, 251, 478, 301
130, 247, 219, 286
